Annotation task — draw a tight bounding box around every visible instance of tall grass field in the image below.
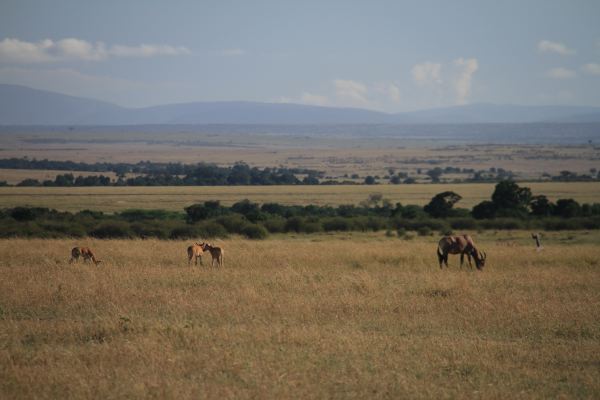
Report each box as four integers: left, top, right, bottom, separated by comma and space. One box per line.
1, 233, 598, 398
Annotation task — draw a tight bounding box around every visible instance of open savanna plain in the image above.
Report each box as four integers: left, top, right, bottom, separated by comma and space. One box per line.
1, 232, 599, 399
1, 129, 599, 180
0, 182, 599, 213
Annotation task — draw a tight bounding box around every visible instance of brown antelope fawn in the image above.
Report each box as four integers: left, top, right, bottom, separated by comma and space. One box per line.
69, 247, 102, 265
187, 243, 204, 266
200, 242, 224, 268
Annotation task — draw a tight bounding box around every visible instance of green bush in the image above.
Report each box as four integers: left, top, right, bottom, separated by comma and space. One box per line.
263, 217, 286, 233
417, 226, 432, 236
131, 222, 170, 239
40, 221, 86, 238
90, 221, 133, 238
216, 215, 250, 234
196, 221, 228, 239
241, 224, 268, 239
169, 225, 200, 239
450, 218, 478, 230
322, 217, 351, 232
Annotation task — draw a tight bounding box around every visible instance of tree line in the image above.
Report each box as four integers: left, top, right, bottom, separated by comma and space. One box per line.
1, 180, 599, 239
2, 160, 321, 186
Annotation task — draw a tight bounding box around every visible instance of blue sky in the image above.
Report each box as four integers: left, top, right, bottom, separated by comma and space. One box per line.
1, 0, 599, 111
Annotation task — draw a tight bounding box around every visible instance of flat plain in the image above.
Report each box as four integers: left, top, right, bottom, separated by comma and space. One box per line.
1, 130, 599, 181
0, 182, 599, 212
0, 232, 598, 399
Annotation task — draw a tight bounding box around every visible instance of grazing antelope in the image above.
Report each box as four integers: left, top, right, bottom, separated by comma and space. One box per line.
200, 242, 224, 268
69, 247, 102, 266
437, 235, 486, 270
187, 243, 204, 266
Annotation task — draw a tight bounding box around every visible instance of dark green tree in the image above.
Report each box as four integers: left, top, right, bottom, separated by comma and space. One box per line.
424, 191, 462, 218
553, 199, 581, 218
530, 195, 554, 217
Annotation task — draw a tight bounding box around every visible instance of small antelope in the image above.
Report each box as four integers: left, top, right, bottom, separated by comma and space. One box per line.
200, 242, 224, 268
437, 234, 486, 270
187, 243, 204, 266
69, 247, 102, 266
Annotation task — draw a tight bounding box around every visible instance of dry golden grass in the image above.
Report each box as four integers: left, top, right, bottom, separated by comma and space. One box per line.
1, 182, 599, 212
1, 234, 599, 399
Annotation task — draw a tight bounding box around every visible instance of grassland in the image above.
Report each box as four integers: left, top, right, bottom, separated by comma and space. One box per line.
1, 130, 599, 180
0, 232, 598, 399
1, 182, 599, 213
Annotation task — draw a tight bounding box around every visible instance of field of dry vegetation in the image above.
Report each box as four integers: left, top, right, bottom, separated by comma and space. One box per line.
1, 232, 599, 398
2, 182, 600, 212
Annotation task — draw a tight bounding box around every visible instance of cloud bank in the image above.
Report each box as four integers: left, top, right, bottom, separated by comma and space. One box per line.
0, 38, 190, 63
453, 58, 479, 105
545, 67, 576, 79
537, 40, 575, 55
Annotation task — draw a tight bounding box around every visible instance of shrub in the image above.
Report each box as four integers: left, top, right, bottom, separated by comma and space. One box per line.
10, 207, 51, 221
130, 222, 170, 239
241, 224, 268, 239
169, 225, 200, 239
417, 226, 431, 236
450, 218, 478, 230
40, 222, 86, 238
322, 217, 351, 232
263, 217, 286, 233
216, 215, 250, 234
196, 221, 228, 238
90, 221, 133, 238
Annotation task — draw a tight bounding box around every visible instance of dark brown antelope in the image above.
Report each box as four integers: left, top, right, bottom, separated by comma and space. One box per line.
200, 242, 224, 268
69, 247, 102, 266
436, 235, 486, 270
187, 243, 204, 266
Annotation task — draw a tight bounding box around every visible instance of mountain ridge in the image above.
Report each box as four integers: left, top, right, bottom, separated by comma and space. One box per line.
1, 84, 600, 125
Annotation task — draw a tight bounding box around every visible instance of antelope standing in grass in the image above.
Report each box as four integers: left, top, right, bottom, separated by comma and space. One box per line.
437, 235, 486, 270
187, 243, 204, 266
69, 247, 102, 266
200, 242, 224, 268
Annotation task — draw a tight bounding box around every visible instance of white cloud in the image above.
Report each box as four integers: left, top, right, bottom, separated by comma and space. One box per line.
537, 40, 575, 55
582, 63, 600, 75
387, 83, 401, 103
453, 57, 478, 105
0, 37, 190, 63
333, 79, 368, 105
219, 48, 245, 56
545, 67, 576, 79
110, 44, 190, 57
411, 62, 442, 85
300, 92, 329, 106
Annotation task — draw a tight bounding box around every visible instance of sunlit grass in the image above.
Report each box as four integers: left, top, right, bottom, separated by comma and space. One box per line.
1, 182, 599, 212
0, 234, 598, 398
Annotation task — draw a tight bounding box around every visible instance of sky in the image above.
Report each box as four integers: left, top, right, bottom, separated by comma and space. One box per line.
0, 0, 599, 112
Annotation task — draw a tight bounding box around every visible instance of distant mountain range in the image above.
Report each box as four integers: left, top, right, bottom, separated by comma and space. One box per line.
1, 84, 600, 125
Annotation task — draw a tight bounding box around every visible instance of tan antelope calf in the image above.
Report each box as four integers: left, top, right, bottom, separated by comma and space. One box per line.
200, 242, 224, 268
69, 247, 102, 265
187, 243, 204, 266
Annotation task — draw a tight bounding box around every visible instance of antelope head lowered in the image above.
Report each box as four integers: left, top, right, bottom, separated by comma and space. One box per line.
437, 234, 486, 270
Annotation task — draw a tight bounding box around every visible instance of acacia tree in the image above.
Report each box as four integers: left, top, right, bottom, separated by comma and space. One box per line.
424, 191, 462, 218
472, 180, 532, 219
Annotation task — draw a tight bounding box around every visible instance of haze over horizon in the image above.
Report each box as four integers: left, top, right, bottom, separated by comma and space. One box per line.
1, 1, 599, 112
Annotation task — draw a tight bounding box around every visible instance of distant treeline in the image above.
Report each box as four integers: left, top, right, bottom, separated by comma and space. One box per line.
2, 158, 598, 186
2, 181, 599, 239
0, 159, 321, 186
